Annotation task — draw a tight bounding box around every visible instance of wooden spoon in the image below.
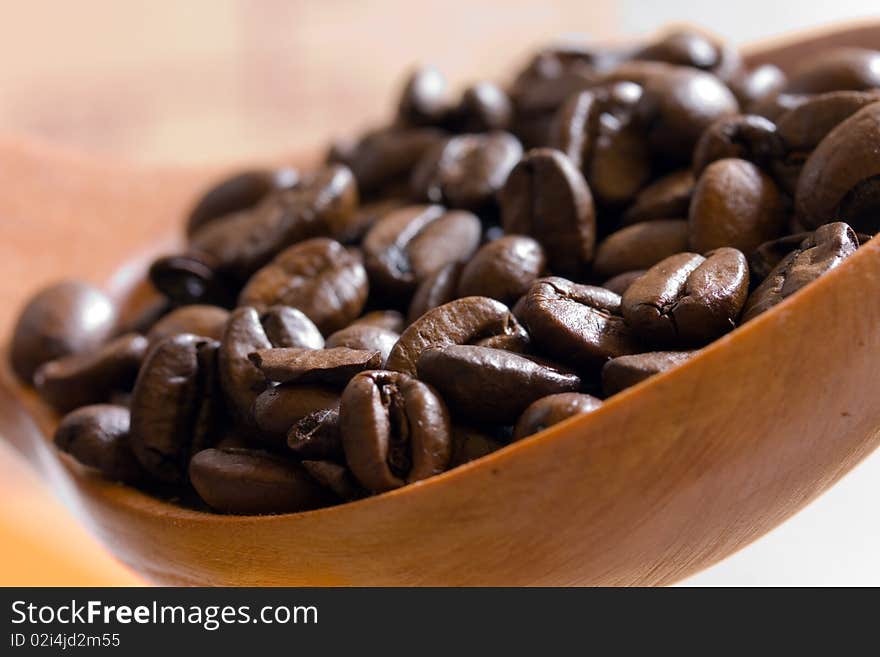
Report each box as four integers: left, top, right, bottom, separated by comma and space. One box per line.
1, 22, 879, 586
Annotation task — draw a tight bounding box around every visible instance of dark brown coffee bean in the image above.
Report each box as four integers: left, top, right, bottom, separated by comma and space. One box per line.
325, 325, 399, 367
457, 235, 546, 306
784, 48, 880, 94
146, 304, 229, 347
621, 169, 694, 225
387, 296, 529, 376
621, 248, 749, 345
453, 82, 513, 132
593, 220, 689, 278
417, 344, 580, 425
129, 334, 221, 483
748, 233, 813, 281
500, 148, 596, 277
11, 281, 117, 383
689, 158, 786, 253
54, 404, 142, 482
410, 131, 523, 211
189, 447, 334, 514
185, 168, 298, 236
34, 333, 148, 413
795, 102, 880, 234
218, 307, 272, 423
362, 204, 481, 296
729, 64, 786, 109
252, 385, 340, 437
602, 350, 695, 396
512, 392, 602, 440
334, 197, 406, 245
287, 407, 343, 460
250, 347, 382, 386
397, 66, 451, 127
518, 277, 640, 370
260, 305, 325, 350
407, 262, 463, 323
148, 253, 231, 307
300, 460, 366, 501
632, 29, 740, 80
750, 91, 811, 122
691, 114, 782, 175
340, 370, 451, 493
742, 222, 858, 321
238, 237, 368, 334
349, 310, 406, 333
776, 90, 880, 155
449, 425, 503, 466
602, 270, 646, 296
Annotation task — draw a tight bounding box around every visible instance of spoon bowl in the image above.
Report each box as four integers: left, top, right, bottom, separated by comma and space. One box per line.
2, 21, 879, 585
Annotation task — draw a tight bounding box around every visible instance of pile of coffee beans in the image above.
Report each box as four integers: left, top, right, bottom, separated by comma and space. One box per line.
10, 28, 879, 514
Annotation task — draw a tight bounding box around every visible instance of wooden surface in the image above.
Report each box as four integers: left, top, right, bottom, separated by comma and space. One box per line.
1, 21, 879, 585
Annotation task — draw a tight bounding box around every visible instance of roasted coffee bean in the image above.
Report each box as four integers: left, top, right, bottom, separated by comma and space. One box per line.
11, 281, 117, 383
742, 222, 858, 321
261, 305, 325, 350
186, 168, 298, 236
387, 296, 529, 375
750, 91, 811, 122
238, 237, 368, 334
301, 460, 366, 501
621, 249, 749, 345
397, 66, 452, 127
689, 158, 786, 253
334, 197, 406, 245
362, 204, 481, 296
129, 334, 221, 483
512, 392, 603, 440
288, 407, 343, 460
340, 370, 451, 493
410, 131, 523, 211
593, 220, 689, 278
729, 64, 786, 109
749, 233, 814, 281
190, 447, 335, 514
776, 90, 880, 156
148, 253, 231, 307
631, 29, 740, 81
621, 169, 694, 225
252, 384, 340, 437
602, 270, 646, 296
146, 304, 230, 347
34, 333, 148, 413
325, 325, 399, 367
784, 48, 880, 94
349, 310, 406, 333
457, 235, 546, 306
691, 114, 782, 175
54, 404, 142, 482
500, 148, 596, 277
795, 102, 880, 234
602, 350, 695, 396
417, 344, 580, 425
407, 262, 463, 323
250, 347, 382, 386
449, 425, 503, 466
518, 277, 640, 370
452, 82, 513, 133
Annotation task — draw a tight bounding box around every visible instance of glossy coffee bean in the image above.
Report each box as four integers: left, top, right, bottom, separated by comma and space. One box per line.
301, 460, 366, 501
362, 204, 481, 296
602, 270, 646, 296
250, 347, 382, 386
775, 90, 880, 156
457, 235, 546, 306
252, 385, 340, 437
742, 222, 858, 321
407, 262, 463, 323
129, 334, 221, 483
691, 114, 782, 175
512, 392, 603, 440
325, 325, 399, 367
518, 277, 640, 370
387, 296, 529, 376
621, 169, 694, 225
632, 29, 740, 80
449, 425, 503, 467
54, 404, 142, 482
417, 344, 580, 425
621, 248, 749, 345
148, 253, 231, 307
500, 148, 596, 277
602, 351, 695, 396
146, 304, 230, 347
287, 407, 343, 460
410, 131, 523, 211
784, 48, 880, 94
34, 333, 148, 413
452, 82, 513, 133
238, 238, 368, 334
593, 220, 689, 278
397, 66, 451, 127
749, 233, 814, 281
11, 281, 117, 383
730, 64, 786, 109
689, 158, 786, 253
261, 305, 325, 350
340, 370, 451, 493
189, 447, 335, 514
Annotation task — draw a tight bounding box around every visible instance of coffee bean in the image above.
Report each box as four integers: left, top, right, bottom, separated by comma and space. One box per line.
334, 197, 406, 245
260, 305, 325, 350
288, 407, 343, 460
325, 325, 399, 367
512, 392, 602, 440
146, 304, 230, 347
340, 370, 451, 493
602, 351, 695, 396
349, 310, 406, 333
129, 334, 221, 483
689, 158, 786, 253
410, 131, 523, 211
34, 333, 148, 413
397, 66, 451, 127
250, 347, 382, 386
631, 29, 740, 81
622, 248, 749, 345
190, 447, 335, 514
742, 222, 858, 321
54, 404, 142, 482
602, 270, 646, 296
449, 425, 503, 466
11, 281, 117, 383
749, 233, 814, 281
253, 384, 340, 437
593, 220, 689, 278
407, 262, 463, 323
500, 148, 596, 277
417, 344, 580, 425
784, 48, 880, 94
300, 460, 366, 501
148, 253, 231, 307
730, 64, 786, 109
387, 296, 529, 376
457, 235, 546, 306
691, 114, 782, 175
362, 204, 481, 296
621, 169, 694, 225
776, 90, 880, 156
452, 82, 513, 133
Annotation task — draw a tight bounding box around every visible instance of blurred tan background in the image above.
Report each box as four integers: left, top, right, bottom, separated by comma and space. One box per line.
1, 0, 878, 586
